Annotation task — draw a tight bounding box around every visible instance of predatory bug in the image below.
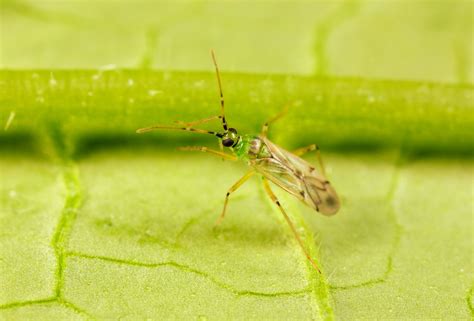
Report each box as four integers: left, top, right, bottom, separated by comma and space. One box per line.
136, 50, 340, 273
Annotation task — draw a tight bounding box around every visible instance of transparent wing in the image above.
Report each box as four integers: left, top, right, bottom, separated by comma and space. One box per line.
252, 157, 305, 201
253, 138, 340, 215
301, 176, 340, 215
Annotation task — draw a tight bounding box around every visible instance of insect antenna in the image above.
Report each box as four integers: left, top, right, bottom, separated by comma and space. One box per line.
210, 49, 229, 132
136, 124, 223, 138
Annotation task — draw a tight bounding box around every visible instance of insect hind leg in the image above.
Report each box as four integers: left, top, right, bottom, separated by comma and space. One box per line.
260, 105, 289, 137
262, 177, 321, 273
292, 144, 327, 177
292, 144, 316, 157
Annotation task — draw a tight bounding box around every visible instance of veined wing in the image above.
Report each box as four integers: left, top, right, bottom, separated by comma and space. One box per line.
251, 156, 305, 201
252, 137, 340, 216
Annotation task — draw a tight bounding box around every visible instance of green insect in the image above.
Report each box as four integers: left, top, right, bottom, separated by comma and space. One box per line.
137, 51, 340, 272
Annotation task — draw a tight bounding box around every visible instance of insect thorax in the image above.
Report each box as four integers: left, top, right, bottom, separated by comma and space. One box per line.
233, 135, 271, 160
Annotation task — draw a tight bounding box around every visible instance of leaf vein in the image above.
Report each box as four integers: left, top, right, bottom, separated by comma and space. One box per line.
330, 155, 404, 291
258, 185, 335, 321
66, 252, 311, 298
467, 283, 474, 317
0, 297, 95, 320
51, 162, 83, 298
312, 0, 362, 76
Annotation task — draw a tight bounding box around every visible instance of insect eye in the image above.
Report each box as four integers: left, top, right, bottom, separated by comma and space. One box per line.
229, 128, 237, 134
222, 138, 234, 147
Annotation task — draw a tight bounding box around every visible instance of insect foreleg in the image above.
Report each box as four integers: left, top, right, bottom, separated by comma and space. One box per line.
215, 171, 255, 226
177, 146, 237, 161
262, 177, 321, 273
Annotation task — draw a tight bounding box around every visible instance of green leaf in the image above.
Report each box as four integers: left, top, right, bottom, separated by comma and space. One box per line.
1, 70, 472, 155
1, 0, 473, 319
1, 71, 473, 320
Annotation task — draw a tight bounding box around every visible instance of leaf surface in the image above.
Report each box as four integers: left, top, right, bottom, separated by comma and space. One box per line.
1, 0, 473, 319
1, 71, 472, 320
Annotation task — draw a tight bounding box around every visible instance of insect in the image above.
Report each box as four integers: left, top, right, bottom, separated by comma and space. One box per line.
136, 51, 340, 272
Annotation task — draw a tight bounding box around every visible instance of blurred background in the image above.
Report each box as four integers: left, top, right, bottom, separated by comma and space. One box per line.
2, 0, 472, 83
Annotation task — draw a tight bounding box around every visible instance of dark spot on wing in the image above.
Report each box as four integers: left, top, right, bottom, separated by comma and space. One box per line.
325, 195, 337, 207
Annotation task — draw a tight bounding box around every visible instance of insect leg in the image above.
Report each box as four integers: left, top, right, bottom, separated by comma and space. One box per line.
292, 144, 317, 156
262, 177, 321, 273
314, 146, 327, 177
292, 144, 327, 176
217, 139, 225, 160
174, 115, 222, 127
177, 146, 237, 161
260, 105, 289, 137
215, 171, 255, 226
172, 114, 226, 156
218, 139, 224, 153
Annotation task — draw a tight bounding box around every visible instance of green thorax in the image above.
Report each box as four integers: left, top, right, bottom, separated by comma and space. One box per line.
232, 134, 271, 160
